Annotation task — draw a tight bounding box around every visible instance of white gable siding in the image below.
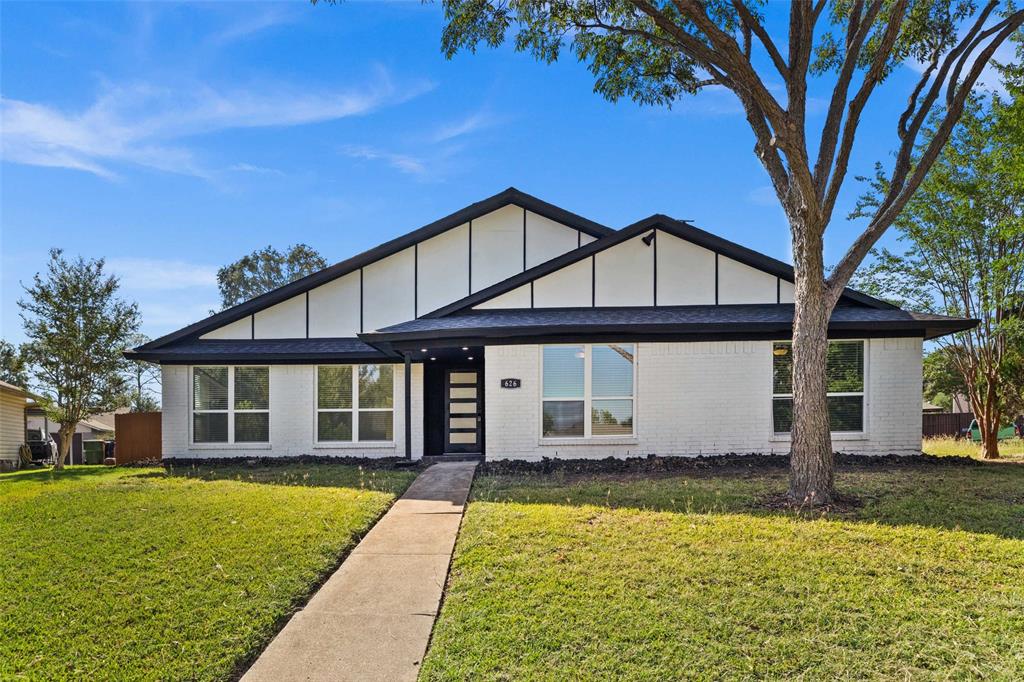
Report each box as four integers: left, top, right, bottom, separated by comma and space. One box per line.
417, 223, 470, 315
308, 270, 361, 337
193, 202, 590, 339
254, 295, 306, 339
526, 211, 578, 268
718, 256, 777, 304
594, 235, 654, 307
656, 230, 716, 305
474, 284, 532, 310
201, 316, 252, 340
362, 247, 416, 332
580, 233, 597, 245
471, 205, 523, 292
779, 279, 795, 303
533, 258, 592, 308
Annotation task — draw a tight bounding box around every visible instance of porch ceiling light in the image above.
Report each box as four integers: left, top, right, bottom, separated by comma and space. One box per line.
430, 357, 436, 361
461, 346, 468, 351
421, 348, 428, 353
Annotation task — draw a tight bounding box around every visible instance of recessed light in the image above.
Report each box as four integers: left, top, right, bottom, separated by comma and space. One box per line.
467, 357, 474, 360
430, 357, 436, 361
421, 348, 428, 353
461, 347, 468, 351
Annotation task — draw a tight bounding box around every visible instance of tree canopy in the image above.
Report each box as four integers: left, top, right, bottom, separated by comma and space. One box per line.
217, 244, 327, 309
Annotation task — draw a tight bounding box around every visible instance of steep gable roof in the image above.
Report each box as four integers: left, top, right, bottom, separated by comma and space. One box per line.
137, 188, 614, 352
422, 214, 896, 318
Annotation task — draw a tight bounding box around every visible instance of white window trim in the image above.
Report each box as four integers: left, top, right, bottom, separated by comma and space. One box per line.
314, 364, 396, 445
539, 343, 638, 441
189, 365, 271, 448
769, 339, 869, 441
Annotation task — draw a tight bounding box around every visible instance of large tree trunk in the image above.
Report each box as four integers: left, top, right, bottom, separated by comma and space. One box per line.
971, 380, 1001, 460
788, 222, 836, 505
54, 423, 73, 470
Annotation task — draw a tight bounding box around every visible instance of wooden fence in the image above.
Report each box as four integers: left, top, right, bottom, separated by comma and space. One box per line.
922, 412, 973, 438
115, 412, 162, 463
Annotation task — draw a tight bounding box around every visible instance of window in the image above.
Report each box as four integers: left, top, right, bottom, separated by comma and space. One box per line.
317, 365, 394, 442
192, 366, 269, 444
772, 341, 864, 434
542, 344, 635, 438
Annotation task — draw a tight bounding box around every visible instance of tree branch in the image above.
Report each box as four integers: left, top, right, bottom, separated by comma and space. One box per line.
732, 1, 789, 78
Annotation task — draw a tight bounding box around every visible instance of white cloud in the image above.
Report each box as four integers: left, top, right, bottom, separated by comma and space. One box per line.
342, 144, 428, 176
430, 109, 502, 143
0, 68, 435, 179
208, 6, 298, 46
106, 257, 218, 291
229, 162, 283, 175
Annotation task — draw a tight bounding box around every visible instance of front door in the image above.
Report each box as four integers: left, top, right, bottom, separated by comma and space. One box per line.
445, 368, 482, 454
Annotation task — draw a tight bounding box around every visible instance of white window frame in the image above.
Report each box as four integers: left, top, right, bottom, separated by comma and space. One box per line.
770, 339, 868, 438
189, 365, 271, 446
315, 364, 395, 444
540, 343, 637, 440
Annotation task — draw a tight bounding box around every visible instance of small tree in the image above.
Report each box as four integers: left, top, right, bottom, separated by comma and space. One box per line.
18, 249, 140, 469
125, 334, 161, 412
0, 340, 30, 387
852, 83, 1024, 458
423, 0, 1024, 503
218, 244, 327, 309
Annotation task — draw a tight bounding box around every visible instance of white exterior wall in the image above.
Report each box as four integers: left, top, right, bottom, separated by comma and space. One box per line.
161, 363, 424, 459
484, 337, 922, 461
254, 295, 306, 338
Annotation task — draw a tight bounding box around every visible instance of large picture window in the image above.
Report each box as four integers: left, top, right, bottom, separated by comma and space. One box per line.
192, 366, 270, 444
317, 365, 394, 442
772, 341, 864, 434
542, 344, 635, 438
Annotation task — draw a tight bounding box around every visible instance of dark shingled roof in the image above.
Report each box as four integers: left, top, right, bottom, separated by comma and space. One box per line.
362, 304, 975, 343
127, 338, 389, 364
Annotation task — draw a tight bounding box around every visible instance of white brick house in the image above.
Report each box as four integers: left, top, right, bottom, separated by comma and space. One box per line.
130, 188, 972, 462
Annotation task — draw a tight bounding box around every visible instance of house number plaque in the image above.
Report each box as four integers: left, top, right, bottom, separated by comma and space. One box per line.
500, 378, 521, 389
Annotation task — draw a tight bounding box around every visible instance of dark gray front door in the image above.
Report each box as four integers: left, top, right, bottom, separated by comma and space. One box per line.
444, 368, 482, 454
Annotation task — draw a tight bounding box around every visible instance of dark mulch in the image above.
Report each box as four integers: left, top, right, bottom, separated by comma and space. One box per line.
158, 454, 420, 471
478, 452, 979, 477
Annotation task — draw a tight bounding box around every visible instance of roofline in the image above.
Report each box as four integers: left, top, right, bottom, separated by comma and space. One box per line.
423, 214, 897, 318
139, 187, 615, 351
360, 317, 973, 345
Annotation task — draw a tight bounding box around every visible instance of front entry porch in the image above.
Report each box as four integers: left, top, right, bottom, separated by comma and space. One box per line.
418, 346, 484, 461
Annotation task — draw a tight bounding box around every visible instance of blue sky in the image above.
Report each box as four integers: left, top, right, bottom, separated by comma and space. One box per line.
0, 2, 1003, 344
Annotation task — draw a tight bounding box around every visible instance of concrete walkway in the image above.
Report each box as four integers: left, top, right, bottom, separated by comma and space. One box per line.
242, 462, 477, 682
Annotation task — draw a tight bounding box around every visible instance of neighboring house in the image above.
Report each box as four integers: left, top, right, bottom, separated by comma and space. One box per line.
25, 407, 118, 465
129, 188, 975, 462
0, 380, 37, 469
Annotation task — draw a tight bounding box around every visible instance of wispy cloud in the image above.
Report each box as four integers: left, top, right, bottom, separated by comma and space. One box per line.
229, 162, 284, 176
0, 67, 435, 180
430, 109, 503, 143
342, 144, 428, 176
207, 6, 298, 46
106, 257, 218, 291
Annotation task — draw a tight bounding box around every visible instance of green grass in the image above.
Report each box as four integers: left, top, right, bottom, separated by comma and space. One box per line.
0, 463, 416, 680
924, 436, 1024, 461
422, 463, 1024, 680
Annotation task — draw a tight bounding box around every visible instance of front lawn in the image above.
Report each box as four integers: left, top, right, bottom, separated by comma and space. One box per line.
924, 435, 1024, 461
422, 461, 1024, 680
0, 463, 415, 680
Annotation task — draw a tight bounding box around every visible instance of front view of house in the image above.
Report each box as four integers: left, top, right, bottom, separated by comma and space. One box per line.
131, 189, 973, 461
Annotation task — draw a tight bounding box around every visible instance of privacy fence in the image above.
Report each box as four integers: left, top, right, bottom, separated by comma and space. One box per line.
922, 412, 974, 438
115, 412, 161, 463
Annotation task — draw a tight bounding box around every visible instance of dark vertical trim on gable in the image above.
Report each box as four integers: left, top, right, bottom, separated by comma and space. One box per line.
776, 277, 781, 304
591, 255, 596, 307
305, 292, 310, 338
652, 230, 658, 307
530, 281, 534, 308
359, 268, 364, 333
250, 314, 255, 339
468, 220, 473, 295
414, 243, 419, 319
522, 208, 527, 272
714, 253, 720, 305
577, 230, 581, 248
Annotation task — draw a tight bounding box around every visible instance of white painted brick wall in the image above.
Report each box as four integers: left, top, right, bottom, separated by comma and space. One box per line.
484, 338, 922, 461
162, 363, 423, 459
